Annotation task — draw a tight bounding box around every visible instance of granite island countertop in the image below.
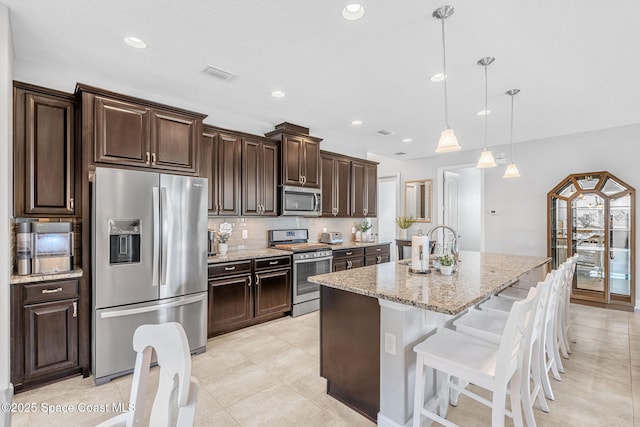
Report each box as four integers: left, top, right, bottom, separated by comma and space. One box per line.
208, 248, 292, 264
309, 251, 550, 315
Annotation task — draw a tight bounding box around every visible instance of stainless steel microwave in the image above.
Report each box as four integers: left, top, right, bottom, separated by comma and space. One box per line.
281, 186, 321, 216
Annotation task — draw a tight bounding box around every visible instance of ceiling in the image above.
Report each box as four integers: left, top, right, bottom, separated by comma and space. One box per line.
5, 0, 640, 160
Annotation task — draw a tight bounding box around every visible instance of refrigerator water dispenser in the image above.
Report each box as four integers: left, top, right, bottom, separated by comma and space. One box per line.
109, 219, 141, 264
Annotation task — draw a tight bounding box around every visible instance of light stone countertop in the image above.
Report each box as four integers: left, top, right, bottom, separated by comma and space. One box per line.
208, 248, 292, 264
309, 251, 550, 315
11, 268, 83, 285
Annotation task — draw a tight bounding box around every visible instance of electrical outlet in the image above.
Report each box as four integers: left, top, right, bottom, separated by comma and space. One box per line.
242, 229, 248, 239
384, 332, 396, 356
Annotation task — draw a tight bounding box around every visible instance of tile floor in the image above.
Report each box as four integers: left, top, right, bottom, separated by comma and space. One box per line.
9, 303, 640, 426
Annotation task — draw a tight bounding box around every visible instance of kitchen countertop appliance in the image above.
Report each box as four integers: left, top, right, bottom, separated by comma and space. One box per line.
269, 229, 332, 316
92, 167, 208, 385
320, 232, 343, 244
31, 222, 74, 274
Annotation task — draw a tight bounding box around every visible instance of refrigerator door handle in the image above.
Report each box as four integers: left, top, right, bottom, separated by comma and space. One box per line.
152, 187, 160, 287
160, 187, 169, 286
99, 294, 206, 319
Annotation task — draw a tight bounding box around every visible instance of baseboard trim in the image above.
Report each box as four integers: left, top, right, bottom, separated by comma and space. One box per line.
377, 412, 411, 427
1, 383, 14, 427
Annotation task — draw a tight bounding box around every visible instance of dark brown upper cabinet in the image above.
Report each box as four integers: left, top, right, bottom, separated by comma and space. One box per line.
321, 151, 351, 217
265, 122, 321, 188
242, 137, 278, 216
13, 82, 78, 217
201, 127, 241, 216
351, 159, 378, 218
76, 84, 206, 175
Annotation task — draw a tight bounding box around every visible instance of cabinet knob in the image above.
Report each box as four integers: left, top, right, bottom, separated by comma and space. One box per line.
376, 255, 381, 263
363, 208, 368, 216
248, 275, 252, 287
146, 152, 150, 164
151, 153, 157, 165
346, 251, 353, 256
42, 287, 63, 294
256, 274, 260, 285
72, 301, 77, 318
224, 266, 236, 271
69, 198, 74, 211
269, 260, 279, 265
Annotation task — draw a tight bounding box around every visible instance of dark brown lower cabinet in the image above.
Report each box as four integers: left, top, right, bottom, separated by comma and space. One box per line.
208, 256, 291, 336
11, 279, 82, 392
332, 244, 390, 271
208, 275, 253, 335
24, 299, 78, 379
320, 286, 380, 422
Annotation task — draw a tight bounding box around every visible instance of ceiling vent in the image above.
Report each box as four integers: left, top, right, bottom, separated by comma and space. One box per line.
377, 129, 394, 136
201, 65, 238, 82
394, 152, 406, 156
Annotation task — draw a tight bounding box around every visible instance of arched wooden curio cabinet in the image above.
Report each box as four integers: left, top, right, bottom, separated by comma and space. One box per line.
548, 171, 635, 311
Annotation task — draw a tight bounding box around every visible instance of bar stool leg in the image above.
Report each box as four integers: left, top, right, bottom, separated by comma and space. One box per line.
412, 353, 426, 427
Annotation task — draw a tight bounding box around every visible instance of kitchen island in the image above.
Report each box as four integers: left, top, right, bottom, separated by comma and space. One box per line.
309, 251, 550, 426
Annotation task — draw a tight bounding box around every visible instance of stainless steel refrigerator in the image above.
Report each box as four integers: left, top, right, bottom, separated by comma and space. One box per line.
92, 167, 208, 385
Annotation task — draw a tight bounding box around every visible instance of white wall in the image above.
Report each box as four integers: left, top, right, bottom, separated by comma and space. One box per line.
0, 2, 13, 424
455, 167, 481, 251
372, 123, 640, 305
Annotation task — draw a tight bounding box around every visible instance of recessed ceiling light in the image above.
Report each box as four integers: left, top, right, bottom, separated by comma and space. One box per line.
351, 120, 363, 125
124, 36, 147, 49
342, 4, 365, 20
477, 109, 491, 116
430, 73, 446, 82
402, 138, 413, 143
271, 90, 286, 98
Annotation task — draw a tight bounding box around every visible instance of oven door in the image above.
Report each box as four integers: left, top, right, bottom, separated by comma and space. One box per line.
293, 256, 332, 304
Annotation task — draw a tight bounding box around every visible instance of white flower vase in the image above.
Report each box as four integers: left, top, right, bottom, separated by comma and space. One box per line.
218, 243, 228, 255
400, 229, 408, 239
440, 265, 453, 275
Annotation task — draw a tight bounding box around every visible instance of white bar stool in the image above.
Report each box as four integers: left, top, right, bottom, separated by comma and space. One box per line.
412, 287, 538, 427
454, 274, 554, 427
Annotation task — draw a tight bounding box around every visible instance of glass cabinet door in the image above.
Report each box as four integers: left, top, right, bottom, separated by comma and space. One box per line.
609, 193, 632, 298
572, 193, 606, 295
548, 171, 635, 310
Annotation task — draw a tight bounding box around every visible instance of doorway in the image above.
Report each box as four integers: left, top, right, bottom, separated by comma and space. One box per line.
437, 164, 483, 252
377, 174, 399, 260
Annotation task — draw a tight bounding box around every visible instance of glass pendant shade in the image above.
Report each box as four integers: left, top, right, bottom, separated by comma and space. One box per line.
476, 148, 497, 168
503, 162, 521, 178
435, 128, 461, 153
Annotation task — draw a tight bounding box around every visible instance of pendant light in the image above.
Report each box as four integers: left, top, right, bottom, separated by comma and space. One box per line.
503, 89, 521, 178
476, 57, 497, 168
433, 6, 461, 153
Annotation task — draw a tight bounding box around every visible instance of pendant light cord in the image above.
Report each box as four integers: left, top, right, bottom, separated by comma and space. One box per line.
441, 19, 449, 128
510, 93, 515, 161
484, 64, 488, 149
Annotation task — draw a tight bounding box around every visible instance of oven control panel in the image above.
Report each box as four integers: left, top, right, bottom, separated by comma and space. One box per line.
292, 250, 333, 261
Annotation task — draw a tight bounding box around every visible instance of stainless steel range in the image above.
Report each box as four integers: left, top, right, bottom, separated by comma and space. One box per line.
269, 229, 332, 317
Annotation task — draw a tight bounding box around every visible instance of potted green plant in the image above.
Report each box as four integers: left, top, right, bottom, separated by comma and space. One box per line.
395, 217, 415, 239
357, 220, 373, 242
217, 231, 231, 255
438, 254, 454, 275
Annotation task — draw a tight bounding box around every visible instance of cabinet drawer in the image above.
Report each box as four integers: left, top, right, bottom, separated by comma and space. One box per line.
255, 256, 291, 271
332, 248, 365, 260
23, 279, 79, 305
208, 260, 252, 278
365, 245, 390, 256
365, 254, 390, 266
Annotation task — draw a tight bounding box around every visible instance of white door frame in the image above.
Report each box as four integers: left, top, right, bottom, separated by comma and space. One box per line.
436, 163, 485, 252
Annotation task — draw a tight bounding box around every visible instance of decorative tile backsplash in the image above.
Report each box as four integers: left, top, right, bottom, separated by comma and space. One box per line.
207, 216, 379, 251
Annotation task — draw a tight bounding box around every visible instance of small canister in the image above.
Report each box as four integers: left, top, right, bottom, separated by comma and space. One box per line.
16, 222, 32, 275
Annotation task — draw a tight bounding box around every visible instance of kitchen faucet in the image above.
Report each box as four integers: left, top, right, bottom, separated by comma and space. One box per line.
427, 225, 460, 265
